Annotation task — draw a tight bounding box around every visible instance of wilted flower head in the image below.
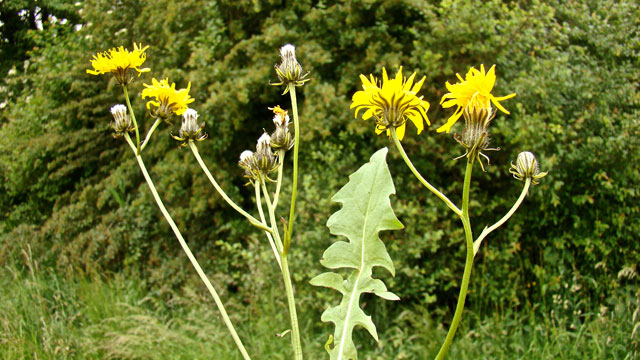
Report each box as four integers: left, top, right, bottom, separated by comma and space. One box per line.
141, 78, 195, 120
351, 67, 430, 141
272, 44, 310, 92
269, 105, 294, 150
87, 43, 150, 85
171, 108, 207, 146
510, 151, 548, 185
109, 104, 134, 137
438, 64, 516, 133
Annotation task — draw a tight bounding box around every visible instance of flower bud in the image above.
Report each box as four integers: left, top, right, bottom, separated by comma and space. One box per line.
509, 151, 548, 185
272, 44, 310, 92
238, 150, 258, 181
110, 104, 134, 137
254, 132, 278, 178
256, 132, 271, 153
171, 108, 207, 146
269, 105, 294, 150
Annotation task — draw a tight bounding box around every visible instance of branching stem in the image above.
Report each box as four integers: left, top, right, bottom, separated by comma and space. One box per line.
473, 178, 531, 256
261, 180, 303, 360
255, 181, 282, 270
123, 133, 251, 360
140, 118, 161, 152
390, 128, 462, 216
188, 141, 271, 232
435, 158, 475, 360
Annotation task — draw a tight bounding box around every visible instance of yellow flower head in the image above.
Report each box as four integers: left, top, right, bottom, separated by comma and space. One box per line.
438, 64, 516, 133
351, 67, 430, 141
141, 78, 195, 119
87, 43, 150, 85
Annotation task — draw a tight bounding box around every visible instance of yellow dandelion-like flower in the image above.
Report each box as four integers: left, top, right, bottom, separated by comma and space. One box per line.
141, 78, 195, 119
87, 43, 150, 85
438, 64, 516, 133
351, 67, 430, 141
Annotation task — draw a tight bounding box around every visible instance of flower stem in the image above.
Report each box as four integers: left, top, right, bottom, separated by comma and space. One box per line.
255, 180, 282, 270
140, 118, 162, 153
188, 141, 271, 232
473, 178, 531, 256
390, 128, 462, 217
435, 158, 475, 360
122, 85, 141, 155
123, 133, 251, 360
284, 85, 300, 256
261, 180, 303, 360
273, 149, 285, 210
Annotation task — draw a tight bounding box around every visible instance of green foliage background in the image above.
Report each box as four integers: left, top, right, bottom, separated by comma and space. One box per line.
1, 0, 639, 356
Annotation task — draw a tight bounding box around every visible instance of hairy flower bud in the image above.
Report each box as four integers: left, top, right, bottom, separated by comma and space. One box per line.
238, 134, 279, 183
510, 151, 548, 185
254, 132, 278, 178
269, 105, 294, 150
238, 150, 258, 182
110, 104, 134, 137
272, 44, 310, 93
171, 108, 207, 146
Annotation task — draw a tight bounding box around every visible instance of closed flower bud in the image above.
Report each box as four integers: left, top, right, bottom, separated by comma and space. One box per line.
269, 106, 294, 150
171, 108, 207, 146
238, 150, 258, 182
110, 104, 134, 137
510, 151, 548, 185
272, 44, 310, 93
254, 132, 278, 178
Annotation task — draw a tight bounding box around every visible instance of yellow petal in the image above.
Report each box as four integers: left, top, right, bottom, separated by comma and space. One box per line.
362, 107, 376, 120
403, 72, 416, 91
490, 96, 511, 114
436, 106, 464, 133
395, 123, 406, 140
407, 111, 424, 134
411, 76, 426, 93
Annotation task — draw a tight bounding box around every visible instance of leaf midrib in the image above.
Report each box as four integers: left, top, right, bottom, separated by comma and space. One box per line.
337, 165, 379, 360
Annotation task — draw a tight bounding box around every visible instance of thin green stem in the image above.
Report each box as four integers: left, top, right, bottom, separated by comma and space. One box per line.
122, 86, 141, 155
188, 141, 271, 232
435, 158, 475, 360
261, 180, 302, 360
123, 133, 251, 360
390, 128, 462, 217
273, 149, 285, 210
473, 178, 531, 256
284, 85, 300, 256
255, 180, 282, 270
260, 180, 285, 260
140, 118, 162, 153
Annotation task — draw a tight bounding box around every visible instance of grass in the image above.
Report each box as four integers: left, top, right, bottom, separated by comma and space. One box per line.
1, 253, 638, 359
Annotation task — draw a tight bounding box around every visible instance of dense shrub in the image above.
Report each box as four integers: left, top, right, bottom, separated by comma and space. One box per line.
1, 0, 638, 322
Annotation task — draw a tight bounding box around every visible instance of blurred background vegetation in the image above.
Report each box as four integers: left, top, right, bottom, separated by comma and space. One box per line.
1, 0, 638, 358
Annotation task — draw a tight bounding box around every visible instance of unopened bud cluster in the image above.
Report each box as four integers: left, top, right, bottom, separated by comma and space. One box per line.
239, 133, 279, 183
510, 151, 548, 185
110, 104, 134, 137
272, 44, 310, 93
171, 109, 207, 146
